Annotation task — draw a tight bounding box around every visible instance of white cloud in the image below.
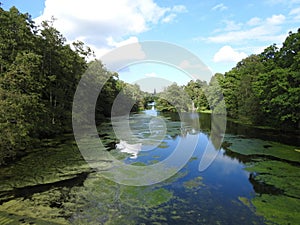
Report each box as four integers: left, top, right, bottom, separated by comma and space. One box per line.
162, 13, 177, 23
107, 36, 139, 48
145, 72, 158, 77
213, 46, 247, 63
289, 7, 300, 15
266, 14, 285, 24
35, 0, 186, 57
223, 20, 242, 31
172, 5, 188, 13
265, 0, 300, 5
212, 3, 228, 11
289, 7, 300, 20
204, 14, 287, 44
247, 17, 262, 26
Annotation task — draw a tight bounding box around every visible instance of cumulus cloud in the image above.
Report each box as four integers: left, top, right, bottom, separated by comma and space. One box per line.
266, 14, 285, 24
212, 3, 228, 11
35, 0, 186, 56
213, 46, 247, 63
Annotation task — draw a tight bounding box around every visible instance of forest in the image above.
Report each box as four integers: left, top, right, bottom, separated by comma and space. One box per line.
0, 7, 149, 164
157, 30, 300, 130
0, 6, 299, 165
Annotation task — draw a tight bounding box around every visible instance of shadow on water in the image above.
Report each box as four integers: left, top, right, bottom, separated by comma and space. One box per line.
226, 119, 300, 146
248, 172, 284, 196
0, 171, 91, 205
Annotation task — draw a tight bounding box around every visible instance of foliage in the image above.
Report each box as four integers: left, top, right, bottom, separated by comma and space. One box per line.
156, 83, 191, 112
184, 79, 209, 111
219, 29, 300, 129
0, 6, 141, 164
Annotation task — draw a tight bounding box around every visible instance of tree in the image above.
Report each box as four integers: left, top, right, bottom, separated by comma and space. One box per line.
156, 83, 191, 112
253, 68, 300, 128
184, 79, 209, 111
0, 52, 45, 163
0, 7, 36, 73
206, 73, 226, 114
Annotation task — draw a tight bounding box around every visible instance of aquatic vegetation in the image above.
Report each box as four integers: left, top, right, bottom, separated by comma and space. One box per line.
223, 135, 300, 163
183, 176, 205, 191
243, 160, 300, 224
0, 188, 70, 224
67, 174, 174, 224
252, 194, 300, 225
223, 135, 300, 225
189, 156, 198, 162
245, 160, 300, 198
0, 112, 297, 224
238, 196, 252, 208
0, 135, 90, 195
130, 162, 147, 166
0, 135, 92, 224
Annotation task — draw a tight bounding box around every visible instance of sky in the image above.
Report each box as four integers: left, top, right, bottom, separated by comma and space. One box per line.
2, 0, 300, 91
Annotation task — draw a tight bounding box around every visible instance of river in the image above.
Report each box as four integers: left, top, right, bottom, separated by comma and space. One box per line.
0, 111, 299, 224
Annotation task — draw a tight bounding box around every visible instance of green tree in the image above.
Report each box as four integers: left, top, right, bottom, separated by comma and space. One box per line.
206, 73, 226, 114
0, 52, 45, 163
36, 19, 87, 133
253, 68, 300, 128
156, 83, 191, 112
0, 7, 36, 73
184, 79, 209, 111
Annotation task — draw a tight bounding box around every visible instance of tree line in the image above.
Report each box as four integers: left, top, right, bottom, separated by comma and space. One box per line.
1, 6, 298, 165
0, 7, 149, 165
157, 29, 300, 130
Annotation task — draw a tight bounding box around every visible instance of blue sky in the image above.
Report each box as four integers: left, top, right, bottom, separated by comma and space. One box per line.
2, 0, 300, 89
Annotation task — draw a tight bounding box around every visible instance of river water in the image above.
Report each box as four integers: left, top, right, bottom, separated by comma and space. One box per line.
0, 111, 299, 224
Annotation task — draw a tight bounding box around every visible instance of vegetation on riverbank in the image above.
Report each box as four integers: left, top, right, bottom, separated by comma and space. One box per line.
156, 28, 300, 131
0, 6, 153, 165
1, 5, 299, 164
223, 135, 300, 225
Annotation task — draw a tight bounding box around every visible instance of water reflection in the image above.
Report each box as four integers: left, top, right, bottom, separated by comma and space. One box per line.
116, 140, 142, 159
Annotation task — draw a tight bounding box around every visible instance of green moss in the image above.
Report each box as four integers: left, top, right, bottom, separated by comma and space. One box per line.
0, 189, 70, 224
245, 160, 300, 198
183, 176, 204, 191
56, 174, 175, 224
149, 160, 160, 165
252, 194, 300, 225
130, 162, 147, 166
223, 135, 300, 163
240, 145, 300, 225
238, 197, 252, 208
189, 156, 198, 162
121, 186, 173, 208
0, 138, 90, 193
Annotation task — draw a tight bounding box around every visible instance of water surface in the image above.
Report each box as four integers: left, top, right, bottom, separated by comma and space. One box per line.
0, 111, 299, 224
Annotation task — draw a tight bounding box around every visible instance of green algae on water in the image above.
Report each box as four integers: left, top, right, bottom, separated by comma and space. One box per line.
183, 176, 205, 191
222, 135, 300, 163
252, 194, 300, 225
